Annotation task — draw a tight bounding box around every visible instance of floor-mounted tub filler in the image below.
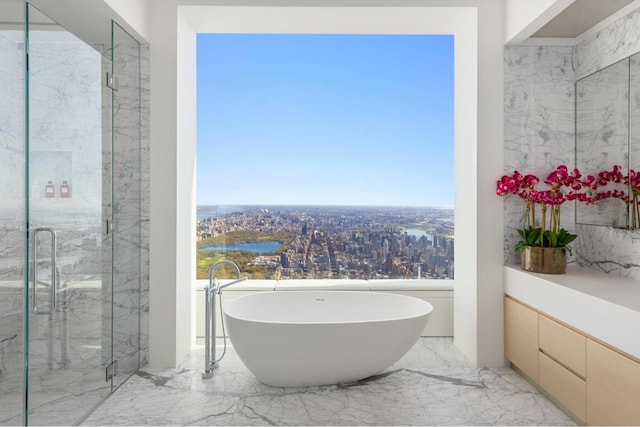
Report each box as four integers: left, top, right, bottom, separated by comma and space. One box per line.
223, 290, 433, 387
202, 260, 247, 379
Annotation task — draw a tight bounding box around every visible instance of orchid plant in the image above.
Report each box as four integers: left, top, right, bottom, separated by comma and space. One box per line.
497, 165, 597, 254
498, 164, 640, 256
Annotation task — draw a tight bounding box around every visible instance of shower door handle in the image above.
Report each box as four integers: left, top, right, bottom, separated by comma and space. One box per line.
32, 227, 57, 314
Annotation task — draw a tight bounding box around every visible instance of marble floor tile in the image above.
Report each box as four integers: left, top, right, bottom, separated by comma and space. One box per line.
82, 338, 575, 426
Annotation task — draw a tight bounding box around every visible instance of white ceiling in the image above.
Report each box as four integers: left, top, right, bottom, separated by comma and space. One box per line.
532, 0, 635, 38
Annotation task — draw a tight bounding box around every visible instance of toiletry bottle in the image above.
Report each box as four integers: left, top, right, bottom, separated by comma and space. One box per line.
60, 180, 71, 198
45, 181, 54, 198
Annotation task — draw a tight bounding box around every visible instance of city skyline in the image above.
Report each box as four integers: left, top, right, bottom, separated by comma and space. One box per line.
197, 34, 454, 208
196, 205, 454, 280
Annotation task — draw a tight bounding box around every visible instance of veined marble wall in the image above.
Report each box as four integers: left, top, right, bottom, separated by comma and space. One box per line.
503, 45, 576, 265
110, 32, 150, 371
140, 42, 150, 367
574, 8, 640, 80
504, 6, 640, 280
112, 26, 142, 382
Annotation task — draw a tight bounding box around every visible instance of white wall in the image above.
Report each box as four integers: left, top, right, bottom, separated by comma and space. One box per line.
504, 0, 574, 44
147, 0, 181, 368
451, 8, 480, 365
176, 7, 198, 355
114, 0, 506, 368
105, 0, 150, 41
468, 0, 505, 367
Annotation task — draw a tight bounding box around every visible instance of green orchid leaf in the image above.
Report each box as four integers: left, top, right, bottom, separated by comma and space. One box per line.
545, 230, 558, 247
527, 228, 541, 245
558, 229, 567, 240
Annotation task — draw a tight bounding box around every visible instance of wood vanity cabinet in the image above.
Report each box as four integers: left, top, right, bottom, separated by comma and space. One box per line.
538, 352, 586, 421
537, 315, 586, 422
504, 296, 640, 426
538, 314, 585, 377
504, 296, 538, 381
586, 339, 640, 426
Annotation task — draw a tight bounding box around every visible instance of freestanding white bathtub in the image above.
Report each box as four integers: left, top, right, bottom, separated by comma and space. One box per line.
223, 291, 433, 387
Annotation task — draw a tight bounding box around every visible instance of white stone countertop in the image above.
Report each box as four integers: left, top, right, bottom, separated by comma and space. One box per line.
504, 264, 640, 360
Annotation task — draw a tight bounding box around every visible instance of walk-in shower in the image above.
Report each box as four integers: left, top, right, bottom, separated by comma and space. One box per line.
0, 1, 146, 424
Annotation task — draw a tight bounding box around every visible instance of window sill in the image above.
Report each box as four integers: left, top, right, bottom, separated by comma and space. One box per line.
194, 278, 454, 292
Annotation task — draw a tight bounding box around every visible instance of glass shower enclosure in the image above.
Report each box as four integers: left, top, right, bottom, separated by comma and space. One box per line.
0, 1, 142, 424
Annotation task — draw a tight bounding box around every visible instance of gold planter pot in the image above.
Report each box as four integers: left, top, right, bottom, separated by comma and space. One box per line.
520, 246, 566, 274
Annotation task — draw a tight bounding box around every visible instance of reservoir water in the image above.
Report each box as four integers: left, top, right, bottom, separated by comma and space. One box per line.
404, 228, 433, 241
200, 241, 282, 253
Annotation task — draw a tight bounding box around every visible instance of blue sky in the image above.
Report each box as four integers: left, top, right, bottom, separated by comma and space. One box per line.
197, 34, 453, 207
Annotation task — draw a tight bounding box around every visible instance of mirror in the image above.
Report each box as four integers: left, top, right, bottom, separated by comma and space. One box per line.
631, 52, 640, 212
576, 58, 629, 228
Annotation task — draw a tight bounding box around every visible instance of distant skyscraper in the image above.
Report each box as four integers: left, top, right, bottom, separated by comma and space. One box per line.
302, 223, 307, 235
384, 257, 393, 274
280, 253, 289, 268
383, 238, 389, 261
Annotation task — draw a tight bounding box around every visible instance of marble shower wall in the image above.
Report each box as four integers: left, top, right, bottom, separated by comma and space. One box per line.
112, 26, 143, 381
139, 42, 150, 368
503, 45, 575, 265
505, 6, 640, 280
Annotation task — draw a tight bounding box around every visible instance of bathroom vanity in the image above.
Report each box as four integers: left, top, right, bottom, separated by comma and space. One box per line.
504, 265, 640, 425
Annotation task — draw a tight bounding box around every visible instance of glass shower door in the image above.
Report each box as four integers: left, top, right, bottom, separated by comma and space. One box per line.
0, 0, 26, 424
25, 4, 111, 425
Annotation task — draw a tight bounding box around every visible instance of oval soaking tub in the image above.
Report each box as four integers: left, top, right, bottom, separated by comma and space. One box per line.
223, 291, 433, 387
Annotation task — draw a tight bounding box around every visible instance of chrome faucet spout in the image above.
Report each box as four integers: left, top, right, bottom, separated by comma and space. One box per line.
208, 259, 241, 286
217, 276, 248, 293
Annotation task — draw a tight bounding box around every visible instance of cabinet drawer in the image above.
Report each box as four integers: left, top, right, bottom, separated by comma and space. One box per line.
539, 314, 585, 378
587, 339, 640, 426
504, 297, 538, 381
539, 352, 586, 422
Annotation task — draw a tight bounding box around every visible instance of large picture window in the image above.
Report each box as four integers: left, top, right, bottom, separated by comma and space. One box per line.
196, 34, 454, 280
